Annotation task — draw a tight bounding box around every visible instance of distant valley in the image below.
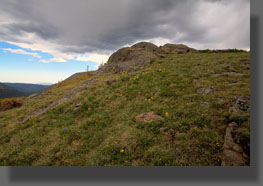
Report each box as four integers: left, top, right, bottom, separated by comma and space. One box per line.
0, 82, 51, 98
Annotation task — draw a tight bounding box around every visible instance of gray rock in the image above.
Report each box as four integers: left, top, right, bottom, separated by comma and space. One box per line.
160, 127, 168, 132
201, 102, 211, 108
213, 72, 243, 77
221, 149, 246, 166
232, 144, 243, 153
240, 60, 250, 66
106, 79, 116, 85
223, 127, 235, 149
197, 86, 217, 96
229, 96, 250, 113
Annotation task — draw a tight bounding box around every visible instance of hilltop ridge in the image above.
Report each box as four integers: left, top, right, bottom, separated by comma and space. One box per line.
0, 42, 250, 166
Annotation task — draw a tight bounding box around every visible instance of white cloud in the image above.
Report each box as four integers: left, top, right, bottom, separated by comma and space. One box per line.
39, 57, 66, 63
3, 48, 41, 58
0, 0, 250, 65
76, 53, 109, 64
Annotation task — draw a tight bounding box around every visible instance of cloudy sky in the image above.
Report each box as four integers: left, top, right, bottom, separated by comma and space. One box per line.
0, 0, 250, 84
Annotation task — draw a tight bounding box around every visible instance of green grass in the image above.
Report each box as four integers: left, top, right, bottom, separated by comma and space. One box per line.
0, 51, 250, 166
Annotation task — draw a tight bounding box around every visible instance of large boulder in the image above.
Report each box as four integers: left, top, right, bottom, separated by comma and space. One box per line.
101, 45, 158, 73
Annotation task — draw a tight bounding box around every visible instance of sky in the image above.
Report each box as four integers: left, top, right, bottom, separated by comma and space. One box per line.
0, 0, 250, 84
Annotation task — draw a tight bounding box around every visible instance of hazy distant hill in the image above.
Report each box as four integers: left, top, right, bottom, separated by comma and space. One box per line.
4, 83, 50, 94
0, 83, 26, 98
0, 83, 50, 98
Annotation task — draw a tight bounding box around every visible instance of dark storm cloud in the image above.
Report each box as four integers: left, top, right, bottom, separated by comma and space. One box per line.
0, 0, 250, 57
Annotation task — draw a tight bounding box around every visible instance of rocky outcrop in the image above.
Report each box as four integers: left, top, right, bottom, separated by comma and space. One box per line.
131, 42, 159, 52
101, 46, 158, 73
160, 44, 197, 54
100, 42, 197, 74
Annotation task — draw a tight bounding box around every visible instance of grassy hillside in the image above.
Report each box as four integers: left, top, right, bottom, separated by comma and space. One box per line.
0, 48, 250, 166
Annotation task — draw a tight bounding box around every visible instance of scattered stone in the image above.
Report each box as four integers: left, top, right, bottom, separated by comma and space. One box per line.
213, 72, 243, 77
229, 80, 238, 84
160, 127, 168, 132
193, 79, 198, 84
228, 122, 238, 127
217, 98, 224, 104
200, 102, 211, 108
75, 102, 82, 108
240, 60, 250, 66
229, 96, 250, 113
190, 102, 196, 106
154, 91, 160, 97
135, 112, 163, 123
210, 70, 215, 74
106, 79, 116, 85
197, 86, 217, 96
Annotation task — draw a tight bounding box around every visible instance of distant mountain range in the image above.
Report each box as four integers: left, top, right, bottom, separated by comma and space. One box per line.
0, 82, 51, 98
